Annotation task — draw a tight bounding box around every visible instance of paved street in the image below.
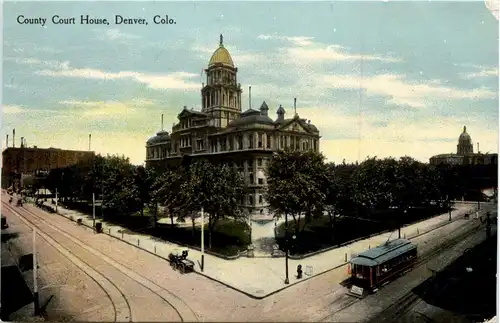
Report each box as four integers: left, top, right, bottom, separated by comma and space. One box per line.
2, 199, 197, 322
2, 191, 494, 322
2, 210, 115, 321
51, 199, 481, 297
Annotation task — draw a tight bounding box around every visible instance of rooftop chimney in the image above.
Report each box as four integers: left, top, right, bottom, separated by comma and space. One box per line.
12, 129, 15, 148
20, 137, 24, 148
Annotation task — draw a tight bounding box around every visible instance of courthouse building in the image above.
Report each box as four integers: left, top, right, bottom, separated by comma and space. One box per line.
429, 126, 498, 166
146, 35, 321, 218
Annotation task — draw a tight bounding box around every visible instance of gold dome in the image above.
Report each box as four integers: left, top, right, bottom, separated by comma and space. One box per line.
208, 34, 234, 67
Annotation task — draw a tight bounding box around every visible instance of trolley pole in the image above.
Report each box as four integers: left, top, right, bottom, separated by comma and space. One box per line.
32, 228, 40, 316
92, 193, 96, 233
201, 207, 204, 272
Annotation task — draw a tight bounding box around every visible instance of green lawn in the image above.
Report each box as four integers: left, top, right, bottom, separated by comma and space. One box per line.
276, 206, 449, 255
59, 201, 250, 257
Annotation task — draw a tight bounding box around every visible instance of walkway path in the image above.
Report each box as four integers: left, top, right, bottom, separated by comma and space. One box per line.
37, 199, 487, 298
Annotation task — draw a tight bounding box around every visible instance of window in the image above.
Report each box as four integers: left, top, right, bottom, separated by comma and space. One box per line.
258, 133, 263, 148
259, 195, 263, 204
280, 136, 284, 149
248, 159, 254, 168
248, 134, 253, 149
266, 134, 271, 149
258, 178, 264, 185
229, 137, 234, 150
220, 140, 226, 151
196, 139, 204, 151
237, 136, 243, 150
257, 158, 262, 167
295, 137, 300, 150
248, 195, 254, 205
249, 174, 254, 184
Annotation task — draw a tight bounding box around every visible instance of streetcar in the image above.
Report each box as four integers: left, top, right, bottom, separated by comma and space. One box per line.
348, 239, 417, 297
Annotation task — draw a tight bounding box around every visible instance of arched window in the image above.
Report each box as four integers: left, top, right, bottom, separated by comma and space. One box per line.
248, 195, 254, 205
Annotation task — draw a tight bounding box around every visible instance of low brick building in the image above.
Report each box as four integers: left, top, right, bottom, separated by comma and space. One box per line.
2, 145, 95, 190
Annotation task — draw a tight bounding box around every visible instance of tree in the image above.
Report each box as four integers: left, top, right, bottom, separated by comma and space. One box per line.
153, 168, 186, 226
265, 150, 327, 238
133, 165, 153, 216
99, 155, 141, 216
187, 160, 245, 248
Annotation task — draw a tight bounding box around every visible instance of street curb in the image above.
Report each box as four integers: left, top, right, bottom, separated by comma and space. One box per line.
34, 202, 482, 300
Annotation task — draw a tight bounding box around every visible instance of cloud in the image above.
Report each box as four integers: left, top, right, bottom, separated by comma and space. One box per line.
257, 34, 315, 46
322, 74, 497, 108
97, 28, 141, 42
258, 33, 401, 63
5, 57, 70, 69
3, 104, 26, 114
58, 99, 155, 118
462, 66, 499, 79
36, 63, 200, 90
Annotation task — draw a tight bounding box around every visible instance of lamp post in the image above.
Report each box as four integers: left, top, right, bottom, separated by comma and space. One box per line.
201, 207, 205, 272
284, 213, 289, 284
92, 193, 96, 233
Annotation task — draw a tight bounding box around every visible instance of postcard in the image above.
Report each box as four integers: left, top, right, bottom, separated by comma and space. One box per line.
2, 1, 498, 322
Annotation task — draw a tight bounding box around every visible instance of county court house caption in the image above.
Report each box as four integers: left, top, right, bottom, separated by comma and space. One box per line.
16, 15, 176, 26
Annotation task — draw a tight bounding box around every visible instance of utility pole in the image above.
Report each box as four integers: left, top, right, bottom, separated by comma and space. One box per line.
55, 188, 58, 213
284, 213, 289, 284
32, 228, 40, 315
201, 207, 205, 272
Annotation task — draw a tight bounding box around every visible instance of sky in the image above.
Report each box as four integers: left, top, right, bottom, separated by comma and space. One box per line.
2, 1, 499, 166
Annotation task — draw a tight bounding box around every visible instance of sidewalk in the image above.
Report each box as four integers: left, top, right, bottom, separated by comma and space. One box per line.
42, 201, 482, 298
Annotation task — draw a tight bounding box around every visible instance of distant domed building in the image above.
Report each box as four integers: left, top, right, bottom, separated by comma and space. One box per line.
145, 34, 321, 219
429, 126, 497, 166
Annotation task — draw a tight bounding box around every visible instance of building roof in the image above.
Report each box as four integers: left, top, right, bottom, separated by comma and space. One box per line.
350, 239, 417, 267
227, 108, 275, 127
147, 130, 170, 145
431, 153, 463, 159
208, 34, 234, 67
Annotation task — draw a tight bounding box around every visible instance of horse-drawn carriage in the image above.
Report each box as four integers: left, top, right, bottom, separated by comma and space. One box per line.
168, 249, 195, 274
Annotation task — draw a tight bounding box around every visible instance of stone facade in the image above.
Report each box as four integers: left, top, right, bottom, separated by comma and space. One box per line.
145, 35, 321, 218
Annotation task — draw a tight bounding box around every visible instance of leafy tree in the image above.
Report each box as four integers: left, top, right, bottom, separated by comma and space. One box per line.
133, 165, 154, 216
187, 160, 245, 248
265, 150, 327, 237
100, 155, 141, 215
153, 168, 186, 226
